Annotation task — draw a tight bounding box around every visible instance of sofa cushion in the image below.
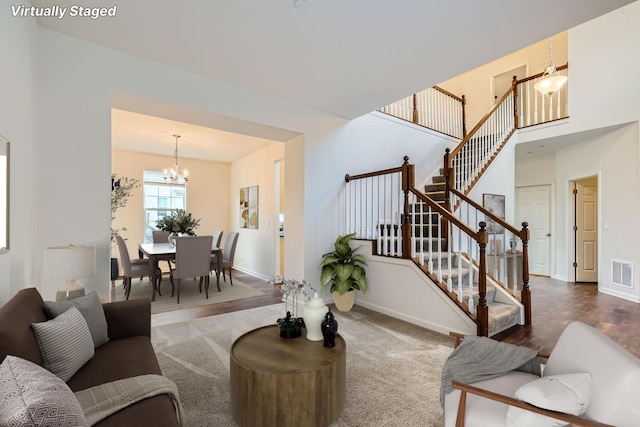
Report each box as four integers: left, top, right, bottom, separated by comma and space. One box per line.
44, 291, 109, 348
0, 355, 87, 426
31, 307, 95, 382
505, 372, 592, 427
67, 335, 162, 392
0, 288, 47, 365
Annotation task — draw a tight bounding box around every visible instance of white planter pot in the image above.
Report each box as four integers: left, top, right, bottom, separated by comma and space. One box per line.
333, 290, 355, 312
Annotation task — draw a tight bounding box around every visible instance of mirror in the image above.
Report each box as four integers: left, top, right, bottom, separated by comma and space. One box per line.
0, 136, 8, 253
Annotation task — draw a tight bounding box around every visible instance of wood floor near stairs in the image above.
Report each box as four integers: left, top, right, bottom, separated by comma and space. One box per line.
151, 271, 640, 358
495, 276, 640, 358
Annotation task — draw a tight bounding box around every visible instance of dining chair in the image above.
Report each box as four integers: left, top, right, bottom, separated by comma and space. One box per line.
220, 231, 239, 286
152, 229, 174, 272
115, 233, 161, 300
212, 230, 224, 248
170, 235, 214, 303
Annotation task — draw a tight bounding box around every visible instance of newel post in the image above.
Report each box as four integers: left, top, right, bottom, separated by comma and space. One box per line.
476, 222, 489, 336
401, 156, 413, 259
520, 222, 531, 325
461, 95, 467, 138
512, 76, 519, 130
412, 94, 418, 124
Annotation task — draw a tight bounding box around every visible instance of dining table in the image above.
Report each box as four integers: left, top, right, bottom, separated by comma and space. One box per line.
138, 242, 223, 301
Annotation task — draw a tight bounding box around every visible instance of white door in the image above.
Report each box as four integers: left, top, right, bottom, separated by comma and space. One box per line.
575, 177, 598, 282
515, 185, 551, 276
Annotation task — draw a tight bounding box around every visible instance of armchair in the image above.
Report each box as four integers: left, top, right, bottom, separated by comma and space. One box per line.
443, 321, 640, 427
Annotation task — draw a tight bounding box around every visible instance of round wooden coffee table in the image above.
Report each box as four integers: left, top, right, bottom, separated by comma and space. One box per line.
230, 325, 346, 427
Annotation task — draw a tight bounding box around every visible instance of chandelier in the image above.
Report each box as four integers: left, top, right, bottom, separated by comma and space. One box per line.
534, 38, 568, 97
163, 134, 189, 185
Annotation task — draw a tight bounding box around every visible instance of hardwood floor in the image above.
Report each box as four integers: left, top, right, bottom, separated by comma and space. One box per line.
151, 271, 640, 358
495, 275, 640, 358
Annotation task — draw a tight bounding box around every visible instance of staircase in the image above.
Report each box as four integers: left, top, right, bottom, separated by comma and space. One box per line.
409, 177, 522, 336
344, 75, 539, 337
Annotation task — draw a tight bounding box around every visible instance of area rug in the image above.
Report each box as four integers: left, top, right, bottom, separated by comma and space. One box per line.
114, 276, 263, 314
151, 304, 455, 426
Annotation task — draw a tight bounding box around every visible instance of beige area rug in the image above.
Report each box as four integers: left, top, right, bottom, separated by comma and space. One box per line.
151, 304, 455, 426
114, 276, 264, 314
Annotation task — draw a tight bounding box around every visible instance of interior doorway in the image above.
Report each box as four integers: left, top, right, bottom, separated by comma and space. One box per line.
515, 185, 551, 276
492, 65, 527, 103
574, 176, 598, 283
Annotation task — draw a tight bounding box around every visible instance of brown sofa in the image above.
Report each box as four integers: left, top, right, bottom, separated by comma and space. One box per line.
0, 287, 180, 427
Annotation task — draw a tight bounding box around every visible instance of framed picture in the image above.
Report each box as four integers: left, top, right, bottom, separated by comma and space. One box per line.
240, 185, 259, 229
482, 193, 505, 233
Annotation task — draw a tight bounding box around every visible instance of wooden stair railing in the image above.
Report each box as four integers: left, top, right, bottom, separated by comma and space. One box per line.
343, 157, 531, 335
378, 86, 467, 139
444, 79, 518, 200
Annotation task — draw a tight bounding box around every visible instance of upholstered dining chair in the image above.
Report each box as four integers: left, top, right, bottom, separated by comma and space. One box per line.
212, 230, 224, 248
115, 233, 161, 300
170, 235, 214, 303
152, 229, 174, 272
220, 231, 239, 286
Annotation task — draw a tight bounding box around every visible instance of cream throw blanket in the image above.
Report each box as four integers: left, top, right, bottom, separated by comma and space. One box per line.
74, 374, 183, 426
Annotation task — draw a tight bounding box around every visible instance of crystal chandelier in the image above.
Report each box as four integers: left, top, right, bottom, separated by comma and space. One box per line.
534, 38, 568, 97
163, 134, 189, 185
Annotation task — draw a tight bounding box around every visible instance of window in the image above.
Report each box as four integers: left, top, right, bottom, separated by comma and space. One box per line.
143, 170, 186, 243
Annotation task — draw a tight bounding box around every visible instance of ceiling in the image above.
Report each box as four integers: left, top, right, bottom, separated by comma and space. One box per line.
33, 0, 635, 161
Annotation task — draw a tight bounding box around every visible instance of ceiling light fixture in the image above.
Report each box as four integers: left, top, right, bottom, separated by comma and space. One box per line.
534, 38, 568, 97
163, 134, 189, 185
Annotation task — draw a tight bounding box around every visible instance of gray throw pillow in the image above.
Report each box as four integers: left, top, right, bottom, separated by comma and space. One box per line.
0, 355, 87, 426
31, 307, 95, 382
44, 291, 109, 348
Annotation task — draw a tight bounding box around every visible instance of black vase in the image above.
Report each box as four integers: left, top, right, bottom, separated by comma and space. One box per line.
110, 258, 119, 281
321, 310, 338, 348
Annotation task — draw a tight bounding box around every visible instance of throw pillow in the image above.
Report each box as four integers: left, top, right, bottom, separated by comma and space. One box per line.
31, 306, 95, 382
0, 355, 87, 426
44, 291, 109, 348
505, 372, 592, 427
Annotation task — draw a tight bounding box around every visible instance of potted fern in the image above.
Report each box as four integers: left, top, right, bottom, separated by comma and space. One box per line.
318, 232, 367, 311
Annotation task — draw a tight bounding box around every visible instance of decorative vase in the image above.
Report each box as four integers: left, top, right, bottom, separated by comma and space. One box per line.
168, 232, 178, 247
333, 290, 355, 312
321, 310, 338, 348
303, 293, 328, 341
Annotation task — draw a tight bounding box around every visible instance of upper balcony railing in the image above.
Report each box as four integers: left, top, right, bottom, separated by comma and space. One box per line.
378, 86, 466, 139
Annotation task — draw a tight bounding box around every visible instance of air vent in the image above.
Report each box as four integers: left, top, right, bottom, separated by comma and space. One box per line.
612, 260, 633, 288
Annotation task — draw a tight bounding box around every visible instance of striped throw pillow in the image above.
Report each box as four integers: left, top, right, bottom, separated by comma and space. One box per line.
31, 306, 95, 382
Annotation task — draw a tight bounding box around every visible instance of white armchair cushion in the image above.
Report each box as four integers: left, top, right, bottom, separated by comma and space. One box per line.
505, 373, 591, 427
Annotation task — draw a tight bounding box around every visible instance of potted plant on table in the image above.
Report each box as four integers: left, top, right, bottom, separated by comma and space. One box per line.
318, 232, 367, 312
111, 174, 140, 280
269, 276, 313, 338
155, 209, 201, 246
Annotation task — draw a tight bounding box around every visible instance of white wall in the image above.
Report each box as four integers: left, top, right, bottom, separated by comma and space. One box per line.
353, 241, 477, 336
554, 124, 640, 300
230, 142, 284, 279
0, 2, 37, 304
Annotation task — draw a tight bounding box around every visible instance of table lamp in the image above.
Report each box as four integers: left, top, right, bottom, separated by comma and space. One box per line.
44, 244, 96, 301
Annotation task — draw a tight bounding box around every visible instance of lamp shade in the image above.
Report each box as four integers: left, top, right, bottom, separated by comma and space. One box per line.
44, 244, 95, 301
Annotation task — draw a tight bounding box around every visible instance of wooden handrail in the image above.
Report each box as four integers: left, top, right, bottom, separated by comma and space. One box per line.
452, 381, 613, 427
516, 63, 568, 85
433, 85, 464, 103
449, 84, 516, 159
345, 166, 403, 182
450, 188, 521, 237
409, 188, 477, 238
